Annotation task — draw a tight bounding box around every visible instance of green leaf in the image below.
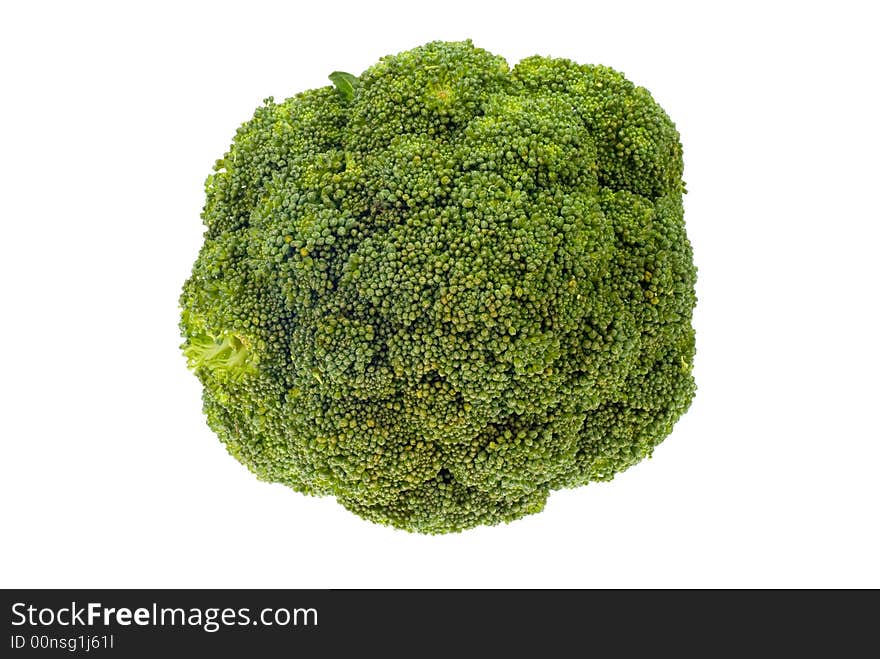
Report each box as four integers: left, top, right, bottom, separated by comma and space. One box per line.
329, 71, 359, 102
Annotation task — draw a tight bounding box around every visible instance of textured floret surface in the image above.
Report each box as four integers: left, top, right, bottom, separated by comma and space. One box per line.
181, 40, 696, 533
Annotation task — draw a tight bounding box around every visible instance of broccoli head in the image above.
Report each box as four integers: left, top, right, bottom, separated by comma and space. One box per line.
180, 40, 697, 533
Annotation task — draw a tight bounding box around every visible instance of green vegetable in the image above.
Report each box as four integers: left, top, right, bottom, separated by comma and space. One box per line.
180, 40, 697, 533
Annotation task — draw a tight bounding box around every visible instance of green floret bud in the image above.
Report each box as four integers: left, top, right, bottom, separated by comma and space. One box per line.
180, 40, 697, 534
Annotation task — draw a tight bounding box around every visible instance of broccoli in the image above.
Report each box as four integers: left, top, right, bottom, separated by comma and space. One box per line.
180, 40, 697, 533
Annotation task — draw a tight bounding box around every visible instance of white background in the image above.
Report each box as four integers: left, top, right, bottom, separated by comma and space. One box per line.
2, 0, 878, 588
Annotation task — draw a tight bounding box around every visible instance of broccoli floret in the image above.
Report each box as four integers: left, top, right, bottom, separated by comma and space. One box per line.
180, 40, 697, 533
